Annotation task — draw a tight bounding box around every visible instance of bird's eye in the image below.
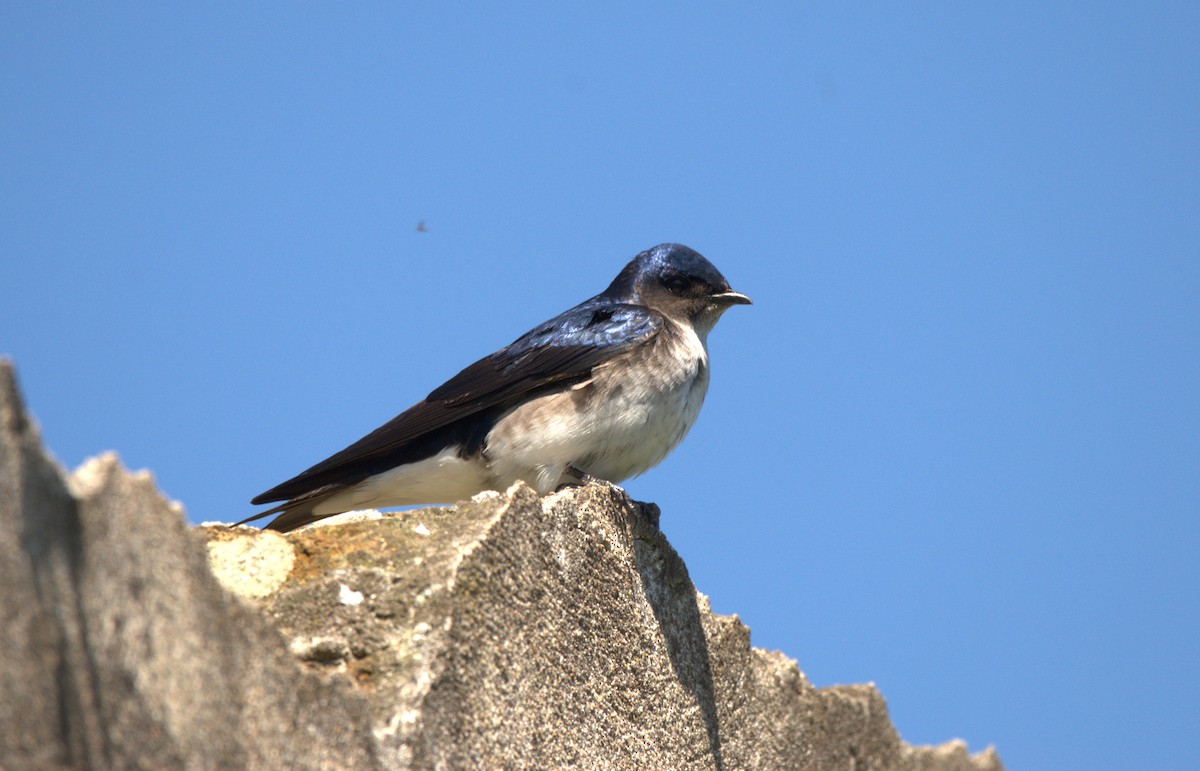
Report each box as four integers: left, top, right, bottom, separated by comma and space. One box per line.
661, 275, 691, 294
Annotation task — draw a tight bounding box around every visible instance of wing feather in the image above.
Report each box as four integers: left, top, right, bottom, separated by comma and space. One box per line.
249, 301, 662, 506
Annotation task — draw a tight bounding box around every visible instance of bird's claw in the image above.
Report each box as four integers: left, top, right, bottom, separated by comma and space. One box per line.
559, 467, 631, 506
565, 465, 617, 488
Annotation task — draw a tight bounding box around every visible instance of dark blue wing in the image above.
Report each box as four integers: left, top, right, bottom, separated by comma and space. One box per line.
251, 300, 663, 504
429, 300, 662, 405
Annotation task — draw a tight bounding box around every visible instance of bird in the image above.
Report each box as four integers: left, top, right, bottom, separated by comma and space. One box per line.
239, 243, 751, 532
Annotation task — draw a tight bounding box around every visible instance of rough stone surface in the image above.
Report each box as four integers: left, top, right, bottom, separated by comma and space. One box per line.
0, 360, 380, 771
1, 358, 1004, 770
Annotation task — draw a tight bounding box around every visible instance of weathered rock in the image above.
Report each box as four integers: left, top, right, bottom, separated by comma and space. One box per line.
202, 487, 1002, 771
1, 358, 1003, 770
0, 360, 381, 771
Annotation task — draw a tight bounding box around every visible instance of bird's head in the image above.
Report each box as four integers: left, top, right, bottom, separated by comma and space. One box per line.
604, 243, 751, 336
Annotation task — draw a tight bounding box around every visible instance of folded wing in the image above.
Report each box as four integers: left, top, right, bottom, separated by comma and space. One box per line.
248, 301, 664, 511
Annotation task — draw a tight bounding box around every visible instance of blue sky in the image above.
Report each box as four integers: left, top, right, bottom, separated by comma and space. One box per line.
3, 4, 1197, 769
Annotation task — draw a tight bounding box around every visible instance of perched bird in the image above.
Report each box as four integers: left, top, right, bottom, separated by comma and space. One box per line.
240, 243, 750, 532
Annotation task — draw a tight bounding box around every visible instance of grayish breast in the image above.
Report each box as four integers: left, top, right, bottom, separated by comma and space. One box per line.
484, 315, 713, 493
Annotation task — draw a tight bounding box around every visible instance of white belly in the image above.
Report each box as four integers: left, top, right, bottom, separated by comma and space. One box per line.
484, 319, 711, 493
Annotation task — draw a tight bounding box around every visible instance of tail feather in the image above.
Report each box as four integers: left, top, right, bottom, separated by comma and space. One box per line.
235, 485, 347, 533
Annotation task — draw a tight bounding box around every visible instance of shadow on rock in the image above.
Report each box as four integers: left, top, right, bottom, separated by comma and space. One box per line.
632, 503, 725, 771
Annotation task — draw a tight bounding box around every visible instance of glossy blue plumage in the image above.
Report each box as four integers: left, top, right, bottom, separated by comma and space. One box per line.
507, 302, 661, 357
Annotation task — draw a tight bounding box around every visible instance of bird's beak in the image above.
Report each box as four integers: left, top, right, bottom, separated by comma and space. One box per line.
711, 290, 752, 306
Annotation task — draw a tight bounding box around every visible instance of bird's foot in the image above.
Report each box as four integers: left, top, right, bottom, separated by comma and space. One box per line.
565, 465, 612, 486
556, 466, 629, 500
555, 466, 616, 491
